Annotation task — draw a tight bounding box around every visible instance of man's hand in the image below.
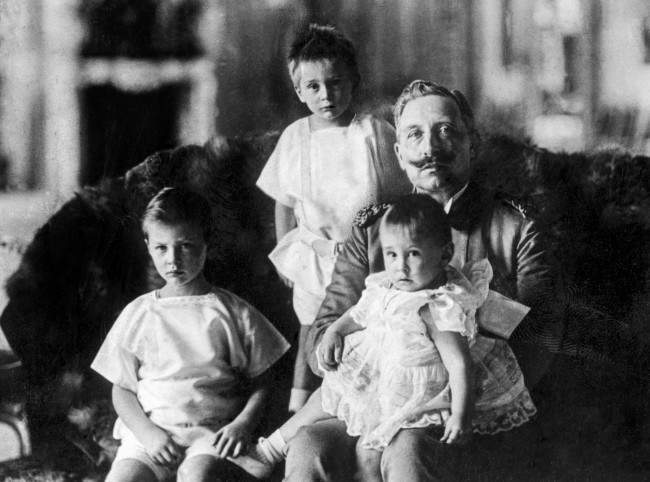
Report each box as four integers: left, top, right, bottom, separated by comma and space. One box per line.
213, 420, 253, 458
440, 412, 471, 445
319, 326, 345, 371
141, 425, 183, 466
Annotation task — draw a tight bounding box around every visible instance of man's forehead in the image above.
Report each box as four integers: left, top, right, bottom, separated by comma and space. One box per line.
397, 95, 462, 128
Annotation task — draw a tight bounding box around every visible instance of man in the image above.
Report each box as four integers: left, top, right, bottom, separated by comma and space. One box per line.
284, 80, 565, 481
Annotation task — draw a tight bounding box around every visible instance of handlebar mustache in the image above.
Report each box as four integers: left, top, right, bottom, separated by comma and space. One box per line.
408, 153, 453, 169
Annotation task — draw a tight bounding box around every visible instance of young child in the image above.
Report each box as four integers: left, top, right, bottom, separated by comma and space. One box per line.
257, 23, 410, 412
231, 194, 537, 480
91, 187, 290, 482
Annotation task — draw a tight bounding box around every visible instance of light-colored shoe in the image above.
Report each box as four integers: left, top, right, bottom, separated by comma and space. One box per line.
228, 440, 276, 480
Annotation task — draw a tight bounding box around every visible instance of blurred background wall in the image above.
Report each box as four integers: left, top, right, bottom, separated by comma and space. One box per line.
1, 0, 649, 200
0, 0, 649, 329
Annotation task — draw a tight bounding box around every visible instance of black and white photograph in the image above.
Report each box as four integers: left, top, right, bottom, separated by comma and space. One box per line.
0, 1, 649, 480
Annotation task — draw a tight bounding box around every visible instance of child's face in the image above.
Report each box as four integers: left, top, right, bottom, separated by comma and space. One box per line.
294, 58, 354, 127
380, 225, 450, 292
145, 221, 207, 295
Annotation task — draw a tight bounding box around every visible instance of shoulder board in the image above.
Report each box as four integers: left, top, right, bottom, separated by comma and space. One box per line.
353, 203, 391, 228
496, 193, 536, 218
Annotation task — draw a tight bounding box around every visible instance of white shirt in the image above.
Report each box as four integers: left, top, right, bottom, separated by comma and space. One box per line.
91, 289, 290, 429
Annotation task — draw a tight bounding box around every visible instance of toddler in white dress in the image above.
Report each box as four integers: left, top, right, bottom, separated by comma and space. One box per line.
256, 24, 410, 411
92, 187, 289, 482
231, 194, 536, 481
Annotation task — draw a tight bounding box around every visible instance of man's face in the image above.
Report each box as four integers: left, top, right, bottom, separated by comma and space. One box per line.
394, 95, 472, 196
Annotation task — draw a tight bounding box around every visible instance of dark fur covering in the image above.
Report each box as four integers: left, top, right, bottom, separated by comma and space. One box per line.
474, 135, 650, 318
0, 133, 295, 451
0, 132, 648, 472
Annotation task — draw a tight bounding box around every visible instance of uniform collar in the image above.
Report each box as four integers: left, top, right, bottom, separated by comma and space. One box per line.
444, 183, 469, 214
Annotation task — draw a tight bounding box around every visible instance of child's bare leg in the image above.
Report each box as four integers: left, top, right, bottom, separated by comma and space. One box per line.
289, 325, 322, 412
178, 454, 248, 482
355, 439, 382, 482
278, 387, 331, 441
105, 459, 158, 482
229, 388, 333, 478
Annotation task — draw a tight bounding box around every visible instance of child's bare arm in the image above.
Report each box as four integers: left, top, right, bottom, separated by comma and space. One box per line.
319, 309, 364, 370
422, 308, 473, 444
274, 202, 296, 242
274, 202, 296, 287
112, 384, 182, 466
214, 374, 270, 458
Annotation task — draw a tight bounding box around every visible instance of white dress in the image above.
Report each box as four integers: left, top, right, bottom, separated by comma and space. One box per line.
91, 288, 290, 446
256, 115, 410, 324
320, 260, 537, 450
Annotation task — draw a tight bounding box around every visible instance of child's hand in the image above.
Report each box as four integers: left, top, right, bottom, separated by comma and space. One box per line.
320, 327, 345, 371
141, 425, 183, 466
440, 412, 471, 445
213, 420, 252, 458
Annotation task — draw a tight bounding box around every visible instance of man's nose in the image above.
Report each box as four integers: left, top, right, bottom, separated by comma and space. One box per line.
421, 131, 439, 157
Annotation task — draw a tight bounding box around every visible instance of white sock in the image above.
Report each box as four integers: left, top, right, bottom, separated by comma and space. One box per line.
259, 430, 287, 463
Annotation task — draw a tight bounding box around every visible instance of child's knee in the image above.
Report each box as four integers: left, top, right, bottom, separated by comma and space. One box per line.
105, 459, 159, 482
177, 454, 219, 482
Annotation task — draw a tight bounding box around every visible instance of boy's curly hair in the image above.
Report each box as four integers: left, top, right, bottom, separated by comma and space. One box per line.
288, 23, 360, 89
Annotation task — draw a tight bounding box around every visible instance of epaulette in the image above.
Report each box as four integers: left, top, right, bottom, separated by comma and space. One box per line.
496, 193, 537, 218
353, 203, 391, 228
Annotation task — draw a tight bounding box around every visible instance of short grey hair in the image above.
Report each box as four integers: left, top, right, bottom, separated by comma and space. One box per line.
393, 80, 478, 145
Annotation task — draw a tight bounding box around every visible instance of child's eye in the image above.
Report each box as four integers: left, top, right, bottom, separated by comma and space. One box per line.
155, 245, 166, 252
408, 250, 421, 257
307, 83, 319, 91
385, 251, 396, 259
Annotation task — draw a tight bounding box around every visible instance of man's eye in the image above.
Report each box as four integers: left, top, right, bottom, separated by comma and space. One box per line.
407, 130, 422, 139
155, 246, 166, 252
181, 243, 192, 250
439, 125, 454, 137
307, 83, 318, 90
408, 250, 421, 257
385, 251, 396, 258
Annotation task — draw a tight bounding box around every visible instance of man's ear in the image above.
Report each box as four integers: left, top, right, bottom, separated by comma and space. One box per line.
394, 142, 406, 170
441, 242, 454, 265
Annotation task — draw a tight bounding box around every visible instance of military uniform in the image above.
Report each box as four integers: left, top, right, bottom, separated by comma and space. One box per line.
285, 182, 565, 482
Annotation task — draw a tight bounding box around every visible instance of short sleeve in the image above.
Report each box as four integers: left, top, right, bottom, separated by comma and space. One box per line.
256, 119, 304, 208
236, 298, 291, 378
91, 299, 144, 392
349, 288, 375, 327
425, 290, 477, 341
349, 272, 389, 327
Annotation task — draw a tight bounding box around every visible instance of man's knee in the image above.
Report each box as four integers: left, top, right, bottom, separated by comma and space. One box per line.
289, 423, 333, 459
381, 427, 460, 481
285, 420, 355, 482
383, 428, 434, 462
